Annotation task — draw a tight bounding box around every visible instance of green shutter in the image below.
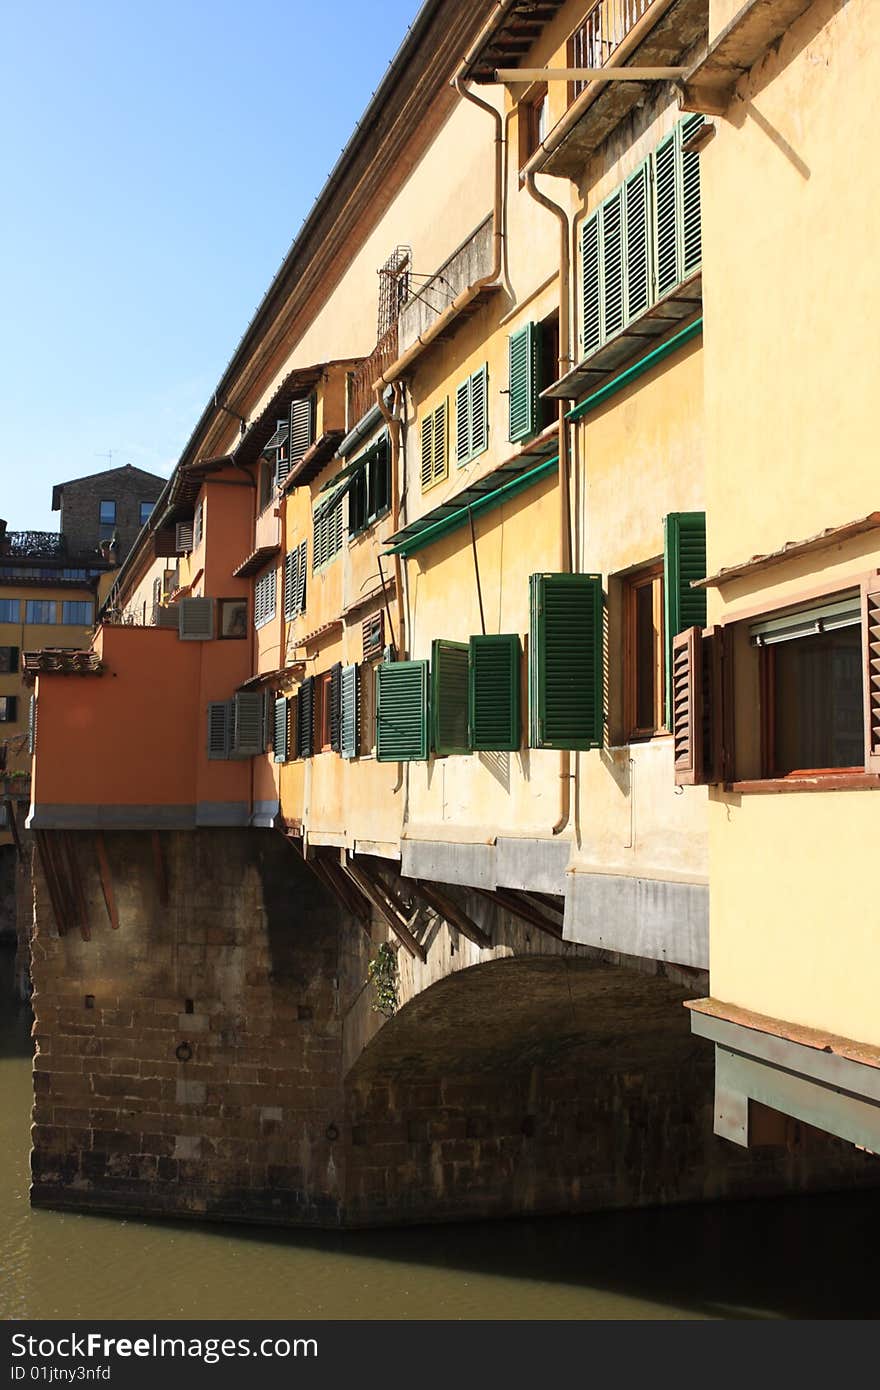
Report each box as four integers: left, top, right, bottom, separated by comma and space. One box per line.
455, 378, 471, 465
509, 324, 537, 442
529, 573, 603, 750
470, 364, 488, 457
469, 634, 521, 751
207, 701, 231, 760
624, 161, 651, 323
581, 211, 601, 355
601, 188, 624, 340
681, 114, 705, 276
431, 639, 470, 755
298, 676, 315, 758
376, 660, 429, 762
654, 130, 679, 297
273, 695, 288, 763
329, 662, 342, 752
664, 511, 708, 726
232, 692, 265, 757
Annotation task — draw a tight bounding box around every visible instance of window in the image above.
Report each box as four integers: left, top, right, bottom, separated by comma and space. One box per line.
25, 600, 57, 625
259, 458, 275, 512
455, 365, 488, 467
61, 601, 94, 625
194, 499, 204, 548
286, 396, 316, 485
349, 436, 391, 536
581, 115, 704, 357
139, 501, 154, 526
254, 568, 277, 629
0, 696, 17, 722
315, 670, 335, 752
99, 499, 117, 542
359, 664, 376, 756
0, 646, 18, 674
420, 400, 448, 491
519, 84, 548, 167
313, 492, 344, 571
623, 565, 665, 740
219, 598, 248, 639
283, 540, 308, 620
672, 582, 880, 789
0, 600, 20, 623
61, 568, 88, 580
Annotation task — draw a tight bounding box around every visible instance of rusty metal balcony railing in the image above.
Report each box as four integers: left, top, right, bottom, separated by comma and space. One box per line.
568, 0, 652, 102
1, 530, 68, 559
348, 323, 398, 431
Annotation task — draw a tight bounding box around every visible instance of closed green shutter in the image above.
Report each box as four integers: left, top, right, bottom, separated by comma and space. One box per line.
601, 188, 624, 340
581, 211, 601, 355
469, 634, 521, 751
470, 363, 488, 457
329, 662, 342, 753
286, 396, 314, 481
431, 639, 470, 755
289, 693, 300, 759
340, 663, 359, 759
529, 573, 604, 750
376, 660, 429, 762
509, 325, 538, 443
207, 701, 231, 759
273, 695, 289, 763
624, 161, 651, 323
283, 548, 297, 620
663, 511, 707, 726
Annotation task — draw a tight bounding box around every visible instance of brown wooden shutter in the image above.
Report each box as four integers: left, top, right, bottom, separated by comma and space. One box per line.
672, 626, 703, 785
862, 580, 880, 772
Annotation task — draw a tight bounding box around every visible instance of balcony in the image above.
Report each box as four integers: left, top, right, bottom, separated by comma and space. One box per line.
397, 216, 495, 357
1, 530, 67, 558
348, 325, 398, 430
539, 0, 709, 178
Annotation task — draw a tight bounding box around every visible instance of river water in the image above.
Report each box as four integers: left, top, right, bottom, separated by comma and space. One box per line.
1, 946, 877, 1321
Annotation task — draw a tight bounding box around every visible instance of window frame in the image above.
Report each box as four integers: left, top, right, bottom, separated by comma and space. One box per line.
218, 597, 248, 640
623, 562, 667, 742
0, 695, 18, 723
316, 670, 334, 753
518, 82, 548, 169
348, 435, 391, 539
139, 500, 154, 527
99, 500, 117, 525
61, 600, 94, 626
25, 600, 57, 625
0, 599, 21, 623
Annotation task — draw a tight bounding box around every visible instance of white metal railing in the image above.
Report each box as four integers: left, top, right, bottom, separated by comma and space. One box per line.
568, 0, 653, 101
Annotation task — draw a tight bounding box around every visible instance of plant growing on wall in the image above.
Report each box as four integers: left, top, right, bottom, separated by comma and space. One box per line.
366, 941, 399, 1018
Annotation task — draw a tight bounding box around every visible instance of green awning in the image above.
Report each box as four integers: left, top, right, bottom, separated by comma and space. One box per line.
385, 454, 558, 558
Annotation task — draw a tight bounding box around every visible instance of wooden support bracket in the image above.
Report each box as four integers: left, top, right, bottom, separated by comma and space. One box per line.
411, 879, 492, 951
4, 796, 24, 863
342, 857, 427, 963
471, 884, 564, 941
95, 831, 119, 931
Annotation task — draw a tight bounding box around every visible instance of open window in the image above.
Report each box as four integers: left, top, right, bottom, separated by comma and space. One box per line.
623, 563, 665, 740
519, 83, 548, 168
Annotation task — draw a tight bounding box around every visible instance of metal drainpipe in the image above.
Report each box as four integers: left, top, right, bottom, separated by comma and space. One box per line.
375, 382, 406, 658
524, 169, 574, 836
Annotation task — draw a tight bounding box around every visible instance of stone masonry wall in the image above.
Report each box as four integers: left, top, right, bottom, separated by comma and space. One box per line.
30, 829, 367, 1224
58, 466, 165, 562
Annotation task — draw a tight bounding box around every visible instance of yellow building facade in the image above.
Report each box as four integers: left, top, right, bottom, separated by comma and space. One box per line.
31, 0, 878, 1167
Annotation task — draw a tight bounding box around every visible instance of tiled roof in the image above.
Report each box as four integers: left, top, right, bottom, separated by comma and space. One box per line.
22, 649, 103, 681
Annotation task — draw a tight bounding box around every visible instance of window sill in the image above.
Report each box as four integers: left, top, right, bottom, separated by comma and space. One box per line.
732, 773, 880, 795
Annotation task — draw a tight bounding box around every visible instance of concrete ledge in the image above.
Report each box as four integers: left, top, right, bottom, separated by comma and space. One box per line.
195, 802, 250, 827
563, 872, 708, 969
400, 839, 497, 890
495, 836, 569, 895
250, 799, 279, 829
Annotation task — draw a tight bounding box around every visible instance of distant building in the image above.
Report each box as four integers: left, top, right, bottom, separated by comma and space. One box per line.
51, 464, 166, 563
0, 463, 165, 778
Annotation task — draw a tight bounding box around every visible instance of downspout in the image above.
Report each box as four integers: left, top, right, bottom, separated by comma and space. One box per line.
375, 382, 405, 658
524, 169, 573, 836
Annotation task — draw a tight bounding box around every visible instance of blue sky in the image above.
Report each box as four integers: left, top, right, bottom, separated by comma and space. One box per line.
1, 0, 421, 531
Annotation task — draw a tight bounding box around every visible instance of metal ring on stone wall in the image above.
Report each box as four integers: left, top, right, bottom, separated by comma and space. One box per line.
175, 1041, 193, 1063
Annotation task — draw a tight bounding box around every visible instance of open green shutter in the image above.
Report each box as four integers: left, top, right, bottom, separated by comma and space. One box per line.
431, 639, 470, 755
508, 324, 536, 442
329, 662, 342, 752
273, 695, 288, 763
681, 114, 705, 276
470, 364, 488, 457
232, 692, 265, 756
581, 211, 601, 355
624, 162, 651, 323
376, 660, 429, 762
469, 634, 521, 751
601, 188, 624, 340
455, 378, 471, 465
654, 130, 679, 297
341, 663, 359, 759
529, 573, 603, 750
664, 511, 708, 726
